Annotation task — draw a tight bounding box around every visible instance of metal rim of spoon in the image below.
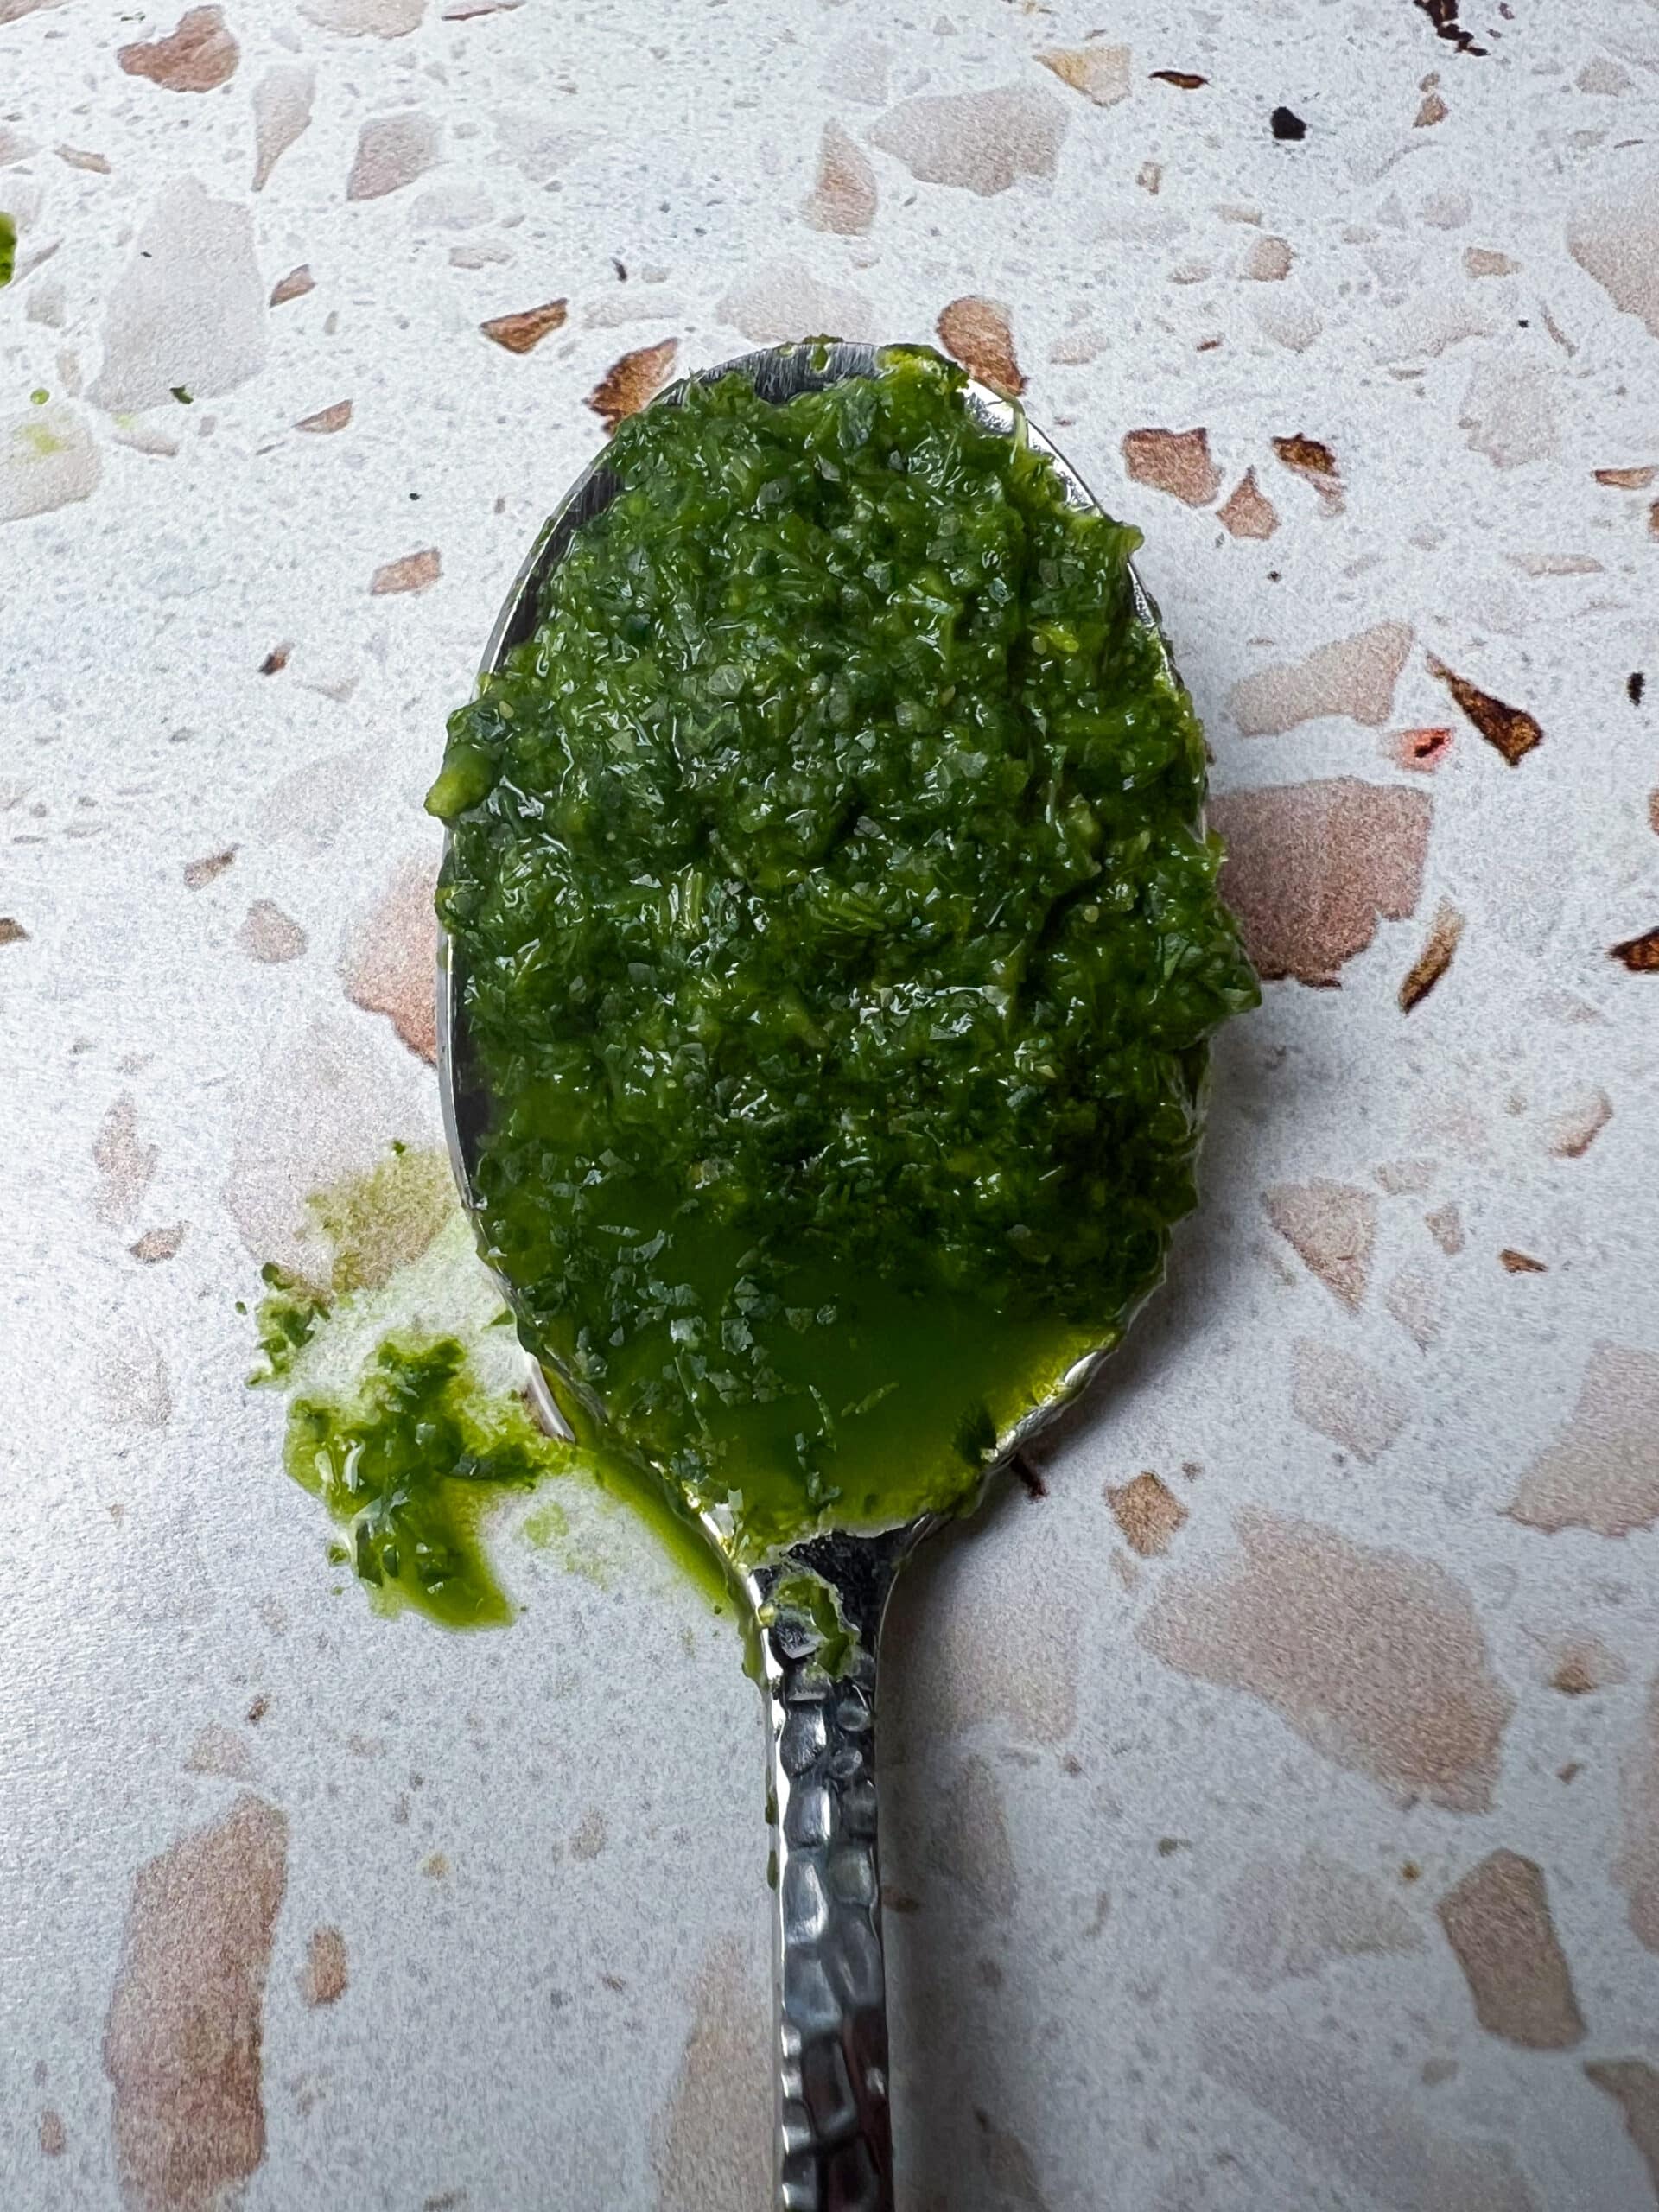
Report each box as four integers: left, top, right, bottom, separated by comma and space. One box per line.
436, 340, 1188, 2212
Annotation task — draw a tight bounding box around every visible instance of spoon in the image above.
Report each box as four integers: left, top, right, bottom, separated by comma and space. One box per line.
437, 340, 1185, 2212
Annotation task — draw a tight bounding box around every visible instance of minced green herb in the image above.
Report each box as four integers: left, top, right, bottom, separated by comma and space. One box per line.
0, 213, 15, 289
249, 1261, 331, 1383
430, 347, 1255, 1559
286, 1334, 563, 1628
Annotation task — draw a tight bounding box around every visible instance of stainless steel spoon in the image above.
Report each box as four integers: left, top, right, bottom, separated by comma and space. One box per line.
437, 340, 1185, 2212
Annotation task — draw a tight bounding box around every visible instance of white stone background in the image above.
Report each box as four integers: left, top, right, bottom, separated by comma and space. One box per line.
3, 0, 1659, 2206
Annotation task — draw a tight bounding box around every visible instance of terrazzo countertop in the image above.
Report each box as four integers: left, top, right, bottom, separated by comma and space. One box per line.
4, 0, 1659, 2205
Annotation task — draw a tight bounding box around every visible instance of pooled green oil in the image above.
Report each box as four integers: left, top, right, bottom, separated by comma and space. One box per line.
430, 347, 1256, 1559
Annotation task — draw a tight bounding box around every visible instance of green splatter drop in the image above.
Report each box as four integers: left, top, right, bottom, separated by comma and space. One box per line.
249, 1261, 331, 1384
250, 1141, 741, 1630
0, 214, 15, 288
304, 1144, 454, 1296
18, 420, 68, 459
287, 1333, 571, 1630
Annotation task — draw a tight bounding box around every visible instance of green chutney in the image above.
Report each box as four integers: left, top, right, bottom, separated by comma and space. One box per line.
429, 347, 1256, 1561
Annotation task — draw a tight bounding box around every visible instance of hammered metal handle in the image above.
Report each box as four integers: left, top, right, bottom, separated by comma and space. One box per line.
752, 1529, 916, 2211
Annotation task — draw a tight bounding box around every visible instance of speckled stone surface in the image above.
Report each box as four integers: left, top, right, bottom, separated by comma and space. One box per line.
4, 2, 1659, 2207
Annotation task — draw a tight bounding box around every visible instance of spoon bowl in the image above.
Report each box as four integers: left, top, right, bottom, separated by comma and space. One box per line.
437, 340, 1192, 2211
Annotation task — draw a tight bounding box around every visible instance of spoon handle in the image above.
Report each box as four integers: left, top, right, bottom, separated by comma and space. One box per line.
756, 1536, 910, 2211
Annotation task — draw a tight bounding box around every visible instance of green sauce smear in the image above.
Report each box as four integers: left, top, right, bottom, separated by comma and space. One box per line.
430, 347, 1256, 1562
286, 1334, 560, 1629
251, 1146, 746, 1630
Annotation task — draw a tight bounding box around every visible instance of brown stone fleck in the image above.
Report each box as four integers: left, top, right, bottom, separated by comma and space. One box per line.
422, 1852, 449, 1878
258, 644, 291, 675
570, 1808, 607, 1862
369, 548, 440, 596
1594, 464, 1658, 490
1105, 1471, 1187, 1556
867, 83, 1067, 197
1499, 1249, 1547, 1274
800, 122, 877, 236
130, 1224, 187, 1263
1392, 724, 1454, 772
1427, 654, 1541, 765
1585, 2062, 1659, 2200
1547, 1637, 1626, 1696
1291, 1339, 1408, 1461
1425, 1201, 1464, 1255
1262, 1180, 1376, 1310
118, 7, 239, 92
1618, 1678, 1659, 1951
186, 1724, 253, 1778
1611, 925, 1659, 972
1150, 68, 1206, 87
1036, 44, 1131, 108
1399, 899, 1465, 1012
1232, 623, 1414, 734
1436, 1851, 1585, 2050
1211, 779, 1430, 986
1463, 245, 1517, 276
299, 1926, 348, 2007
1271, 433, 1344, 510
251, 61, 314, 192
587, 339, 678, 433
1545, 1087, 1611, 1159
936, 296, 1025, 397
1410, 0, 1488, 56
238, 900, 308, 965
0, 917, 29, 945
95, 1096, 158, 1227
183, 846, 238, 889
937, 1758, 1019, 1918
1649, 499, 1659, 541
1122, 426, 1220, 506
1508, 1344, 1659, 1538
340, 854, 439, 1062
269, 264, 314, 307
1374, 1158, 1436, 1195
40, 2108, 67, 2157
295, 399, 351, 434
652, 1936, 770, 2211
479, 298, 569, 353
104, 1794, 289, 2212
1199, 2005, 1539, 2212
346, 111, 441, 201
1414, 90, 1449, 125
1216, 1847, 1423, 1988
1243, 235, 1293, 281
885, 1538, 1079, 1757
1139, 1509, 1512, 1811
1217, 468, 1279, 538
1385, 1264, 1441, 1350
246, 1695, 269, 1725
